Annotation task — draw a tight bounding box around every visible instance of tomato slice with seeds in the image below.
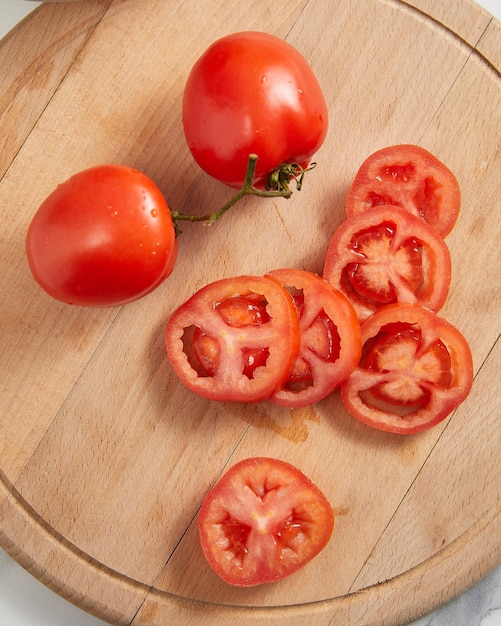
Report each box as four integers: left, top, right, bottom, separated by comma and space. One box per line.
323, 205, 452, 322
345, 144, 461, 237
165, 276, 300, 402
341, 304, 473, 434
198, 457, 334, 586
266, 269, 361, 407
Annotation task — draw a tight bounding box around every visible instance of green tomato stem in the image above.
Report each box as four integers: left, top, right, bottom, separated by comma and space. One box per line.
170, 154, 315, 235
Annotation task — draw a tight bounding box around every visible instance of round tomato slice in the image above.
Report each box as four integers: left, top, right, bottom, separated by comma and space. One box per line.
345, 144, 461, 237
341, 304, 473, 434
265, 269, 361, 407
165, 276, 300, 403
323, 205, 452, 322
198, 457, 334, 586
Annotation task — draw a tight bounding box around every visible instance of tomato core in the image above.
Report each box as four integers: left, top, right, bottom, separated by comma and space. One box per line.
344, 221, 423, 304
191, 294, 272, 378
364, 323, 452, 407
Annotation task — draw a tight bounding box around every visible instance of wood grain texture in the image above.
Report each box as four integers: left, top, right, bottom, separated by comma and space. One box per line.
0, 0, 500, 624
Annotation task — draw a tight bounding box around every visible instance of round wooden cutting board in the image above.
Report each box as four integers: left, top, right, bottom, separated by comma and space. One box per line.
1, 1, 500, 624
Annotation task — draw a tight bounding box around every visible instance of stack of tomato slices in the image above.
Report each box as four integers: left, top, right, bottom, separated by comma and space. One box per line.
165, 269, 362, 407
165, 145, 473, 434
326, 145, 473, 434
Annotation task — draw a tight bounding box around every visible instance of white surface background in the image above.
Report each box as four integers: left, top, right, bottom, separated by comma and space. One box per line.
1, 1, 500, 625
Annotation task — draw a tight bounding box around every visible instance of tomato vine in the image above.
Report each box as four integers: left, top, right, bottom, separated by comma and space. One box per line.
170, 154, 315, 235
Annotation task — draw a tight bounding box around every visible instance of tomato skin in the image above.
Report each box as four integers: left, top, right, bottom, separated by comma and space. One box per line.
345, 145, 461, 237
165, 276, 300, 403
198, 457, 334, 586
341, 304, 473, 434
182, 31, 328, 188
265, 269, 361, 407
26, 165, 177, 307
323, 205, 452, 322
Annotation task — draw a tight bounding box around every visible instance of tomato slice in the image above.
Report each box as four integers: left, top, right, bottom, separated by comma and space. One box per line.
323, 205, 452, 322
345, 145, 461, 237
341, 304, 473, 434
265, 269, 361, 407
198, 457, 334, 586
165, 276, 300, 402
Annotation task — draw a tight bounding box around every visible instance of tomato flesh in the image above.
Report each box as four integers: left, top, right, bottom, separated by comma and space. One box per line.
198, 457, 334, 586
341, 304, 473, 434
286, 296, 342, 387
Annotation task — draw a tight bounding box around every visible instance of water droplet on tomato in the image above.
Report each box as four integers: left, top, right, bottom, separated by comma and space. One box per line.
150, 209, 158, 218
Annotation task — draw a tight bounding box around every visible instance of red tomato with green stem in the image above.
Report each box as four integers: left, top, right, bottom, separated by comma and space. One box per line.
265, 269, 361, 407
198, 457, 334, 586
341, 303, 473, 434
182, 31, 328, 190
165, 276, 300, 403
323, 205, 452, 322
345, 144, 461, 237
26, 165, 178, 307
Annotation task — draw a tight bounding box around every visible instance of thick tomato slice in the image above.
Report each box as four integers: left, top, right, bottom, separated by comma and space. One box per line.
341, 304, 473, 434
265, 269, 361, 407
198, 457, 334, 586
323, 205, 452, 322
165, 276, 300, 402
345, 145, 461, 237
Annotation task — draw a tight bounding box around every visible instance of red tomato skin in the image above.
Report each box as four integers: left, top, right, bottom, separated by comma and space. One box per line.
26, 165, 177, 307
345, 145, 461, 237
323, 205, 452, 322
165, 276, 300, 403
341, 304, 473, 434
182, 31, 328, 188
265, 269, 361, 407
198, 457, 334, 587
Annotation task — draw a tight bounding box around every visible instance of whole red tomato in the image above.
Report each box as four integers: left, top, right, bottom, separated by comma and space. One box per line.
26, 165, 178, 307
182, 31, 328, 188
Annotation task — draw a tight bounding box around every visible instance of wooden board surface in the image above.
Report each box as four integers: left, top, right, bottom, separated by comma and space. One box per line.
1, 1, 500, 624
